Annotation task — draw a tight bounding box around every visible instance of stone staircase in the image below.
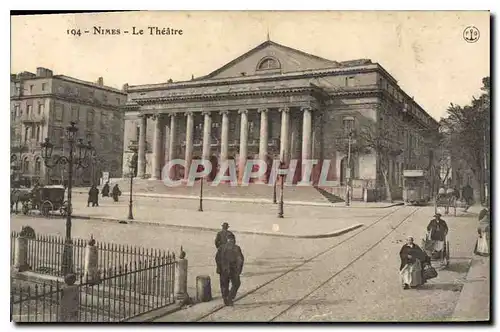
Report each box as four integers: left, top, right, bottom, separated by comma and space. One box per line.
89, 179, 331, 203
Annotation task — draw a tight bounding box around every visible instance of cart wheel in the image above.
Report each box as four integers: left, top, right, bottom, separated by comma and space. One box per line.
21, 202, 30, 215
41, 201, 53, 217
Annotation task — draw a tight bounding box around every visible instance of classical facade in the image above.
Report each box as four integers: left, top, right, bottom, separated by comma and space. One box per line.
10, 68, 127, 186
122, 40, 439, 195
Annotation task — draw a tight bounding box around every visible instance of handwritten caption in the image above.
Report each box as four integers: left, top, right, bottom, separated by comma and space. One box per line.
67, 26, 184, 37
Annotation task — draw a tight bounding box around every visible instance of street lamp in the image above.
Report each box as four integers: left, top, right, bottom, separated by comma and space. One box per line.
345, 131, 353, 207
40, 122, 95, 275
198, 175, 204, 212
128, 143, 138, 220
278, 161, 285, 218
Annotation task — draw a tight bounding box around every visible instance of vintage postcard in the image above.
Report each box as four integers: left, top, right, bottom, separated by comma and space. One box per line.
9, 10, 490, 323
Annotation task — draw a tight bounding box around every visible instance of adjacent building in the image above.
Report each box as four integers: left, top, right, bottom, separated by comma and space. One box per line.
10, 68, 127, 186
122, 40, 440, 199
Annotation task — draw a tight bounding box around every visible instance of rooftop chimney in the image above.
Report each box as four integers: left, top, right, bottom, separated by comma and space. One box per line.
122, 83, 129, 92
36, 67, 53, 77
97, 77, 104, 86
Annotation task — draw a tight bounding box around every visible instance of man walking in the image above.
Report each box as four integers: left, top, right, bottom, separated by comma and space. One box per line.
215, 222, 234, 249
215, 234, 244, 306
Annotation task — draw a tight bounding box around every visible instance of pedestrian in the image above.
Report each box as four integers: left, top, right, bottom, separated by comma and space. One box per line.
102, 181, 110, 197
111, 184, 121, 202
87, 185, 99, 207
215, 222, 235, 249
475, 207, 490, 256
426, 213, 449, 256
399, 236, 430, 289
462, 183, 474, 212
215, 233, 244, 306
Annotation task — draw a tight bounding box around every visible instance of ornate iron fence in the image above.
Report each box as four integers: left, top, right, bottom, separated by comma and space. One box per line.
11, 251, 176, 322
11, 232, 172, 278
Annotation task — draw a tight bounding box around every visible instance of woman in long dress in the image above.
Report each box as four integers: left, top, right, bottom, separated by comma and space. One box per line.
399, 236, 430, 289
475, 208, 490, 256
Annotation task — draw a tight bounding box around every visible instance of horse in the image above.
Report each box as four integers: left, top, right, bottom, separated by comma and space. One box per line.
10, 188, 33, 214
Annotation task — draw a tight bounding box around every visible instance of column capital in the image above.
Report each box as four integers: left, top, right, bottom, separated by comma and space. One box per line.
138, 113, 149, 119
257, 108, 268, 114
151, 113, 163, 121
202, 111, 212, 116
238, 109, 248, 115
219, 110, 229, 116
185, 111, 193, 117
279, 107, 290, 113
168, 112, 177, 118
301, 106, 313, 113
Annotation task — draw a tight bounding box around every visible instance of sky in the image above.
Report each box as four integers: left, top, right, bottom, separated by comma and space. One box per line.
11, 11, 490, 120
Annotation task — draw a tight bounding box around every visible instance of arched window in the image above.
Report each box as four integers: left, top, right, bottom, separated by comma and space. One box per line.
257, 57, 281, 71
22, 157, 30, 173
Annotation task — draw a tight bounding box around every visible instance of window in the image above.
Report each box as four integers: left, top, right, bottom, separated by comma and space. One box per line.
42, 83, 47, 91
103, 94, 108, 103
345, 76, 355, 87
36, 125, 41, 141
342, 117, 355, 134
71, 107, 79, 122
38, 104, 44, 114
117, 98, 121, 105
87, 110, 95, 127
35, 158, 41, 175
24, 127, 29, 142
27, 105, 32, 116
31, 125, 36, 139
30, 85, 34, 93
257, 57, 280, 70
23, 158, 29, 173
14, 105, 19, 117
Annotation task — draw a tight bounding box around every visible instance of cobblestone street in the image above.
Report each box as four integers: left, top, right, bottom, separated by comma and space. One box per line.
10, 201, 487, 322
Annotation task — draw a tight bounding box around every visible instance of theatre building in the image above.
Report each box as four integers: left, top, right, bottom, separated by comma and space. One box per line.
122, 40, 439, 198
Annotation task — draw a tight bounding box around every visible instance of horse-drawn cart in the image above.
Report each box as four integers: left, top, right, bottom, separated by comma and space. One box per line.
11, 185, 71, 217
434, 188, 457, 217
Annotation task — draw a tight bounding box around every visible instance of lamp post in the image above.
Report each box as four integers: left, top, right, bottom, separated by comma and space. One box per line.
277, 161, 285, 218
273, 176, 277, 204
345, 131, 353, 207
198, 176, 204, 212
40, 122, 95, 275
128, 143, 138, 220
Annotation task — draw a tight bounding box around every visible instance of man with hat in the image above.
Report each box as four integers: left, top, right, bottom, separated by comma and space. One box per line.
215, 222, 235, 249
215, 233, 244, 306
426, 213, 449, 254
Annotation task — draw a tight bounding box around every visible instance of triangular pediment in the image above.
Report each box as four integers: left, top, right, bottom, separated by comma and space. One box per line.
202, 40, 340, 80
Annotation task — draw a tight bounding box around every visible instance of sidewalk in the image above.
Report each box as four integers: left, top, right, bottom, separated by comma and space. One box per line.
72, 188, 402, 209
70, 200, 365, 239
450, 255, 490, 321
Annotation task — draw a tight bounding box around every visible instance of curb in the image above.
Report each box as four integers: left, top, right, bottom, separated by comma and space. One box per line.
71, 214, 364, 239
72, 190, 403, 209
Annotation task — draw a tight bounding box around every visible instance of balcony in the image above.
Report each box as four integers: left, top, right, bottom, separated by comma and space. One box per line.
21, 113, 46, 124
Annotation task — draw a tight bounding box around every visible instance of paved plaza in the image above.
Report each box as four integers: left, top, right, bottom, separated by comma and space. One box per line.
10, 196, 488, 322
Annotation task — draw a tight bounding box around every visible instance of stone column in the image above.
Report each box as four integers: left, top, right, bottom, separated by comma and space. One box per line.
202, 111, 212, 160
301, 107, 313, 161
14, 236, 29, 272
220, 111, 229, 163
83, 238, 99, 284
59, 274, 79, 322
137, 114, 147, 178
238, 109, 249, 181
168, 114, 177, 162
151, 114, 163, 180
258, 108, 269, 182
184, 112, 194, 180
279, 107, 290, 164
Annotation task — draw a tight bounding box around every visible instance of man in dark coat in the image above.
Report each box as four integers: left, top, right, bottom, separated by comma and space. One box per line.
427, 213, 448, 255
102, 181, 110, 197
462, 184, 474, 211
87, 185, 99, 207
111, 184, 121, 202
215, 222, 234, 249
215, 234, 244, 306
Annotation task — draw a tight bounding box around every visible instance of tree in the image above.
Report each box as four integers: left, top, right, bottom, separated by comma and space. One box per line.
439, 76, 490, 203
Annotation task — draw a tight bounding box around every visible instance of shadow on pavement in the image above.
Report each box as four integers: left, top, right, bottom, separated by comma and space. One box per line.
418, 283, 464, 292
446, 261, 472, 274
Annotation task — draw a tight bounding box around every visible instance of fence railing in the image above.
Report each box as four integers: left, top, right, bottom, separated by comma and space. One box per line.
11, 252, 177, 322
11, 231, 173, 278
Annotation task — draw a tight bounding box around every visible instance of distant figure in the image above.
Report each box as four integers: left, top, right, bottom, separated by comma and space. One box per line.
215, 234, 244, 306
215, 222, 235, 249
111, 184, 121, 202
102, 181, 110, 197
87, 185, 99, 207
462, 184, 474, 212
475, 207, 490, 256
